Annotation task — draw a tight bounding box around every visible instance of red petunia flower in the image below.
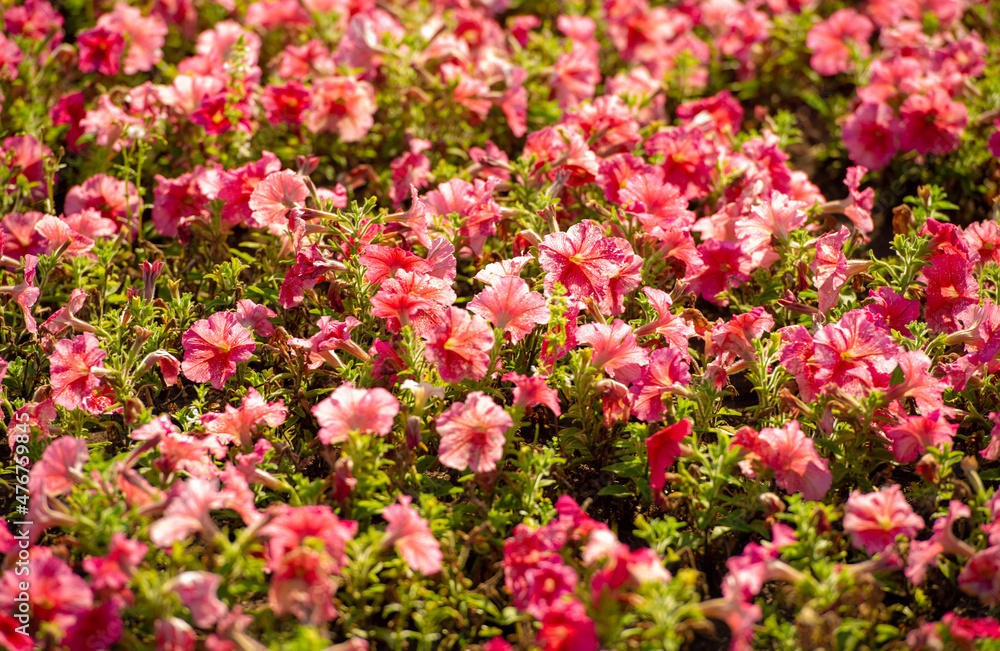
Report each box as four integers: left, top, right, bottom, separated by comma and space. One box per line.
77, 26, 126, 76
435, 391, 513, 473
646, 419, 692, 495
423, 307, 495, 384
919, 253, 979, 333
181, 311, 256, 390
370, 270, 456, 336
357, 244, 432, 284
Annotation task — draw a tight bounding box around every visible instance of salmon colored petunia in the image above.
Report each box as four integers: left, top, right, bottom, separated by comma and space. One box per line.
181, 312, 256, 390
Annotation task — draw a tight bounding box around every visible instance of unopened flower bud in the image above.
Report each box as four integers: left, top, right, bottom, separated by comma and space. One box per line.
759, 492, 785, 517
332, 457, 356, 501
405, 415, 422, 450
916, 453, 939, 483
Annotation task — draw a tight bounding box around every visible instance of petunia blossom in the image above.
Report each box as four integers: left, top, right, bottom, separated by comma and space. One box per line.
422, 307, 494, 384
843, 484, 925, 555
312, 383, 399, 445
577, 319, 649, 384
248, 170, 308, 229
181, 312, 256, 390
382, 495, 443, 575
537, 220, 626, 309
646, 419, 691, 494
435, 391, 512, 473
468, 276, 550, 344
49, 332, 108, 411
201, 387, 287, 448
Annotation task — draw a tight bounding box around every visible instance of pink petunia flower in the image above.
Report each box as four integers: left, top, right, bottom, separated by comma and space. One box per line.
306, 75, 377, 142
806, 9, 874, 76
423, 307, 495, 384
28, 435, 89, 497
1, 254, 40, 332
248, 170, 309, 229
735, 193, 807, 268
843, 484, 925, 555
181, 311, 256, 390
905, 501, 974, 585
629, 348, 691, 423
812, 226, 870, 314
201, 387, 287, 448
919, 253, 979, 333
262, 504, 357, 573
684, 240, 754, 306
577, 319, 649, 384
155, 617, 196, 650
149, 477, 227, 547
96, 3, 167, 75
423, 178, 503, 257
166, 571, 228, 629
812, 309, 900, 396
215, 152, 282, 226
705, 306, 775, 368
370, 270, 456, 335
537, 220, 626, 311
0, 547, 93, 630
898, 89, 968, 156
382, 495, 443, 575
502, 372, 562, 417
885, 350, 951, 415
468, 276, 550, 344
311, 383, 399, 445
435, 391, 513, 473
633, 287, 696, 354
957, 546, 1000, 606
885, 411, 957, 463
863, 286, 920, 336
234, 299, 277, 338
842, 102, 901, 171
734, 420, 833, 501
49, 332, 108, 411
83, 532, 148, 592
646, 419, 692, 494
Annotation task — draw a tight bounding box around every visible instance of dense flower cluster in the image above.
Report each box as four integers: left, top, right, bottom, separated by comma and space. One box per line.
2, 0, 1000, 649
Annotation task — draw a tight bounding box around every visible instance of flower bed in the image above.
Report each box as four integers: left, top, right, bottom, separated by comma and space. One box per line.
2, 0, 1000, 649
